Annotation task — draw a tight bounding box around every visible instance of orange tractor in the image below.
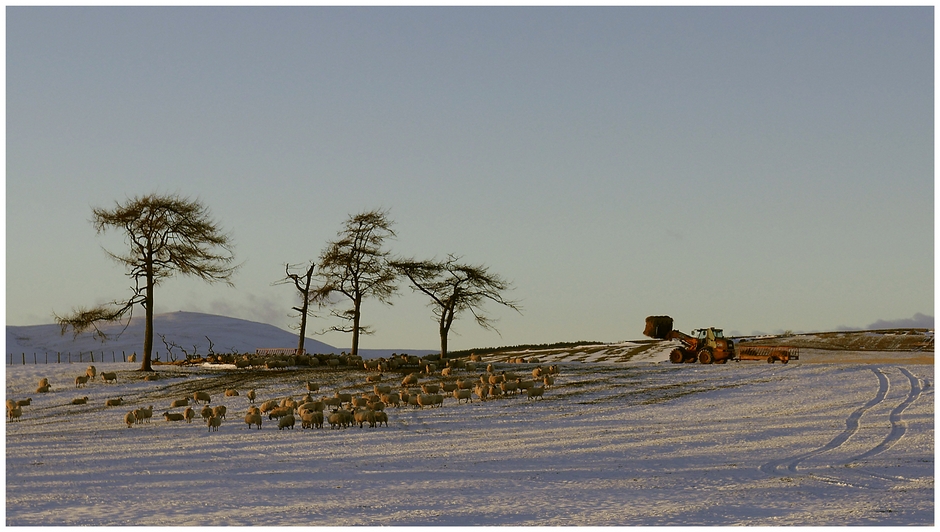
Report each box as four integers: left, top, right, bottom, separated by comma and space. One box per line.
644, 316, 736, 364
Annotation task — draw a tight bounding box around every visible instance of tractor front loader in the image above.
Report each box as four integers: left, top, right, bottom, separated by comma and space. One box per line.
644, 315, 736, 364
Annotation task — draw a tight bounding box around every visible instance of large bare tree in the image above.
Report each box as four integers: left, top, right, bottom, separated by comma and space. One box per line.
55, 193, 238, 371
392, 254, 521, 358
276, 261, 318, 358
314, 209, 398, 358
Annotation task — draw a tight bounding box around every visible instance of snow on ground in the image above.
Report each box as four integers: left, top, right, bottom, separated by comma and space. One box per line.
5, 356, 934, 526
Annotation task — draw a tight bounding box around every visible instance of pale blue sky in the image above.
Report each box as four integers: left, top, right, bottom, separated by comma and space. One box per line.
6, 7, 934, 351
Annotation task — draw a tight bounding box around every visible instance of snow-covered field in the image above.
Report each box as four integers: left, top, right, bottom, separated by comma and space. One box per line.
5, 349, 934, 525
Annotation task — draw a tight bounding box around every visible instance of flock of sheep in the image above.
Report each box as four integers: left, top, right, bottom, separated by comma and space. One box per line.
6, 355, 561, 433
6, 366, 118, 421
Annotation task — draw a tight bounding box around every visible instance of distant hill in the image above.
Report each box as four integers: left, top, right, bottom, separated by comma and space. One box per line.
5, 311, 435, 361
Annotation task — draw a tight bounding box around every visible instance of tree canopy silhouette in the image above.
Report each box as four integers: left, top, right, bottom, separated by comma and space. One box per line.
55, 193, 238, 371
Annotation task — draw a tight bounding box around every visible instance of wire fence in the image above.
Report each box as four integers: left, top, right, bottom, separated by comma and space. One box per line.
7, 351, 160, 365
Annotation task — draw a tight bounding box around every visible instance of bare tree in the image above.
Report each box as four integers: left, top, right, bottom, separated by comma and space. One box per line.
392, 254, 521, 358
314, 209, 398, 358
55, 193, 238, 371
276, 261, 318, 358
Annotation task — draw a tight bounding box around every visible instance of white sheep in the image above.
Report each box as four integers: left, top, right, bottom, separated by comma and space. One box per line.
453, 388, 472, 404
354, 409, 376, 428
305, 381, 320, 393
124, 410, 138, 428
381, 393, 401, 408
38, 377, 50, 389
8, 406, 22, 421
193, 391, 211, 404
135, 405, 153, 423
211, 405, 227, 420
526, 386, 545, 400
200, 405, 214, 421
6, 399, 16, 410
183, 407, 195, 423
277, 413, 296, 430
401, 373, 419, 387
36, 384, 51, 394
100, 372, 117, 384
163, 412, 185, 422
224, 389, 239, 397
260, 399, 279, 413
300, 410, 323, 429
421, 383, 440, 394
267, 407, 291, 420
374, 410, 389, 427
86, 365, 97, 381
246, 389, 256, 403
75, 375, 89, 388
543, 375, 555, 388
105, 397, 124, 407
244, 412, 262, 429
171, 398, 189, 408
16, 398, 31, 407
207, 415, 222, 432
71, 397, 89, 405
474, 384, 489, 402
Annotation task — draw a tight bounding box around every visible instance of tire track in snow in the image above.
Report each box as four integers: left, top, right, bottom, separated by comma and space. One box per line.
845, 366, 923, 462
759, 367, 890, 476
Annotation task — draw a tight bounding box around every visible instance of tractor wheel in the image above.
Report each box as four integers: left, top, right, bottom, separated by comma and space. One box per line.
669, 349, 684, 364
698, 349, 714, 364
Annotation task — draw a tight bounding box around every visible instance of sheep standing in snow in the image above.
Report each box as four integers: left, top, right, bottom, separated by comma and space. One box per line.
75, 375, 89, 388
163, 412, 185, 422
260, 399, 279, 414
8, 406, 22, 422
246, 389, 256, 404
183, 407, 195, 423
354, 409, 376, 428
124, 410, 138, 427
200, 405, 213, 421
36, 384, 52, 394
244, 412, 262, 429
100, 372, 117, 384
192, 391, 211, 405
207, 416, 222, 432
38, 377, 50, 389
16, 398, 32, 407
277, 413, 295, 430
135, 405, 153, 423
211, 405, 227, 420
267, 407, 292, 420
224, 389, 239, 397
374, 411, 389, 427
86, 366, 97, 381
171, 398, 189, 408
454, 388, 472, 404
301, 410, 323, 429
526, 386, 545, 400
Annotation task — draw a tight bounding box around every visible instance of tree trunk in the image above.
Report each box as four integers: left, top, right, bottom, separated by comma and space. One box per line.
140, 266, 155, 372
351, 296, 362, 358
440, 327, 449, 359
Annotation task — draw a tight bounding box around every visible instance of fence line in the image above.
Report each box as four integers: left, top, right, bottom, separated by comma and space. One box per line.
7, 351, 158, 365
